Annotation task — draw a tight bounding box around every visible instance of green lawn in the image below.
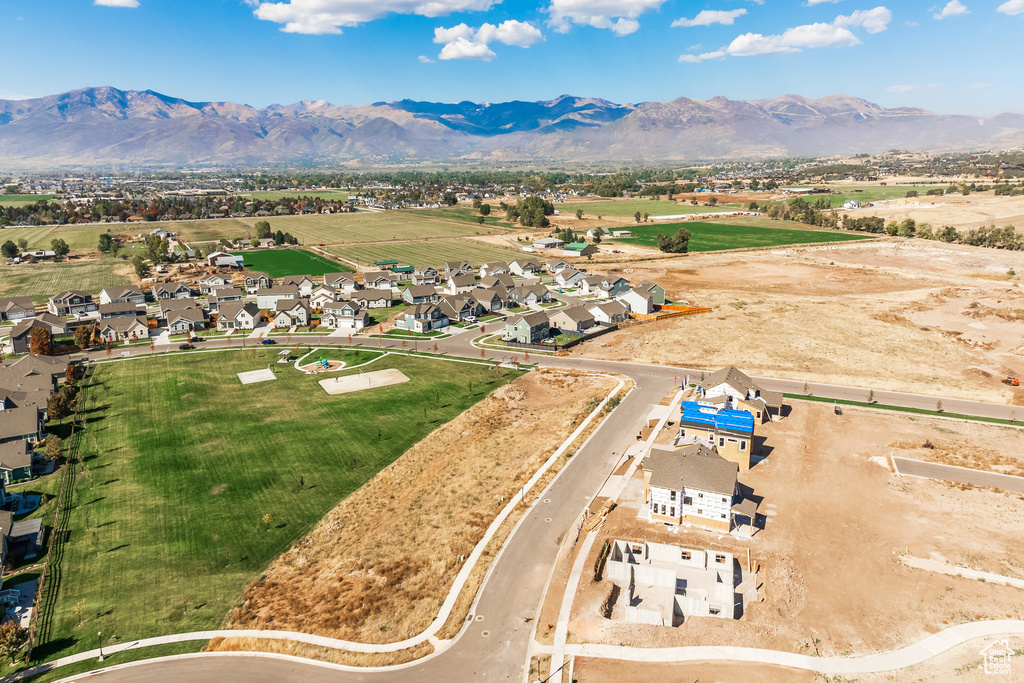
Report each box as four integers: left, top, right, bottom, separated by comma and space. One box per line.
29, 350, 519, 664
229, 248, 353, 278
554, 199, 731, 218
0, 262, 132, 301
325, 237, 525, 269
611, 220, 876, 251
0, 194, 54, 206
776, 184, 949, 209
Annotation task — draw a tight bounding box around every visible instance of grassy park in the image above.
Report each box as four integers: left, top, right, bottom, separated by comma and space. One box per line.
611, 220, 876, 251
229, 249, 352, 278
26, 349, 519, 664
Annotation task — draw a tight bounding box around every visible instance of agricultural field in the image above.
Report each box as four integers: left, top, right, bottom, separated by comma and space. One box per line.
0, 193, 54, 206
554, 199, 724, 218
229, 249, 352, 278
779, 184, 948, 209
611, 220, 875, 252
0, 262, 132, 301
325, 237, 525, 268
25, 350, 519, 664
408, 206, 517, 229
241, 190, 350, 201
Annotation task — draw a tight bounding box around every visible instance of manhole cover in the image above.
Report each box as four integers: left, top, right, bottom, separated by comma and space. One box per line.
543, 499, 551, 504
481, 631, 490, 637
475, 615, 484, 622
545, 518, 553, 523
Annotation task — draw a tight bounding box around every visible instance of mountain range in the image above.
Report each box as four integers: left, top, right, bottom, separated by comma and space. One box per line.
2, 86, 1023, 168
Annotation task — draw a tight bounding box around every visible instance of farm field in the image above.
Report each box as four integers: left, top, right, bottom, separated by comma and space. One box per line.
229, 249, 352, 277
409, 206, 517, 229
611, 220, 875, 251
554, 199, 729, 218
241, 190, 349, 200
325, 237, 525, 268
779, 184, 949, 209
0, 193, 54, 206
27, 349, 519, 664
0, 261, 132, 301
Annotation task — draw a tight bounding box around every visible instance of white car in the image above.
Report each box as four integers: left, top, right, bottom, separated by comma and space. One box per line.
465, 316, 478, 323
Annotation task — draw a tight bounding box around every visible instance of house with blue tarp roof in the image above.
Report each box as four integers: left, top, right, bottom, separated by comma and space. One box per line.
678, 400, 755, 470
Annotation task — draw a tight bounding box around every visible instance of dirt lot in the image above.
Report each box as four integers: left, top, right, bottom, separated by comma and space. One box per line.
564, 402, 1024, 664
852, 190, 1024, 229
220, 369, 617, 645
577, 240, 1024, 402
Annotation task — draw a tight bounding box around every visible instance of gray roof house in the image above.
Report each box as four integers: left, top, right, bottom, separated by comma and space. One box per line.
548, 307, 596, 333
503, 312, 550, 344
403, 285, 440, 305
0, 297, 35, 322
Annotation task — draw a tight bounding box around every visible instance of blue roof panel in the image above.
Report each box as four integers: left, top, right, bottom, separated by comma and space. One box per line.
679, 400, 754, 434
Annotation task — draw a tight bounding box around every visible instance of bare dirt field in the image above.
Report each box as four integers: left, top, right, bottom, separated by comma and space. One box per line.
851, 191, 1024, 229
220, 369, 617, 645
563, 402, 1024, 665
577, 239, 1024, 402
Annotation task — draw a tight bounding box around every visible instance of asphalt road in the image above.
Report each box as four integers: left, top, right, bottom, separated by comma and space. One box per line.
893, 457, 1024, 493
54, 326, 1022, 682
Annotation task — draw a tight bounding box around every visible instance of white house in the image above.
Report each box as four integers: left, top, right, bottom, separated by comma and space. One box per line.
280, 275, 315, 297
642, 444, 738, 533
99, 287, 146, 306
616, 287, 654, 315
273, 299, 309, 327
256, 286, 299, 310
509, 259, 541, 276
309, 285, 340, 309
478, 262, 510, 278
588, 300, 630, 324
321, 301, 370, 330
216, 302, 260, 331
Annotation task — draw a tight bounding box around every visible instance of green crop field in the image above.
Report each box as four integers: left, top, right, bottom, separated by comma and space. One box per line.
611, 220, 876, 252
229, 249, 353, 277
554, 199, 734, 219
0, 194, 54, 206
241, 190, 350, 201
24, 350, 519, 664
0, 262, 132, 301
776, 184, 949, 209
325, 237, 525, 268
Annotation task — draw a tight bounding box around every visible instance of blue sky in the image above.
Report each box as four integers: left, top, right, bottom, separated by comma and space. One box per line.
0, 0, 1021, 114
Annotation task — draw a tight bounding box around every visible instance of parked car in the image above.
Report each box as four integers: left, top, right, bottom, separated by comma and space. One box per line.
190, 336, 204, 342
178, 343, 194, 350
260, 338, 277, 345
465, 316, 478, 323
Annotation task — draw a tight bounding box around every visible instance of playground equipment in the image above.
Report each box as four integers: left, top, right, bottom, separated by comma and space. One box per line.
315, 357, 330, 370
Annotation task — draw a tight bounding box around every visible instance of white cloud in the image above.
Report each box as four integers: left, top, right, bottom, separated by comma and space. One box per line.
834, 6, 892, 33
253, 0, 497, 35
671, 9, 746, 28
418, 55, 434, 63
434, 20, 544, 60
806, 0, 841, 4
997, 0, 1024, 15
679, 5, 890, 62
545, 0, 668, 36
933, 0, 968, 19
885, 83, 938, 92
94, 0, 140, 7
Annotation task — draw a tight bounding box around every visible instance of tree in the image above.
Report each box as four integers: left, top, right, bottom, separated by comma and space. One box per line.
146, 234, 167, 262
575, 209, 584, 220
73, 599, 87, 627
51, 238, 70, 261
0, 621, 27, 664
74, 324, 94, 349
29, 327, 52, 355
250, 237, 259, 248
634, 211, 642, 223
262, 512, 272, 530
255, 220, 272, 239
477, 216, 485, 225
707, 196, 718, 207
132, 255, 149, 278
47, 391, 71, 422
97, 233, 114, 253
479, 203, 491, 216
45, 434, 63, 461
656, 227, 691, 254
0, 240, 16, 259
274, 230, 285, 246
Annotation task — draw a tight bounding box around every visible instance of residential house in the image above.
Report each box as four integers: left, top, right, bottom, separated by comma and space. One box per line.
47, 291, 96, 316
403, 285, 439, 305
243, 271, 273, 293
0, 407, 43, 445
362, 271, 398, 290
255, 285, 299, 310
478, 262, 510, 278
548, 307, 596, 333
207, 288, 244, 312
676, 399, 756, 471
321, 301, 370, 330
98, 286, 146, 306
509, 259, 541, 276
588, 300, 630, 324
444, 261, 473, 279
99, 302, 144, 319
216, 302, 260, 331
641, 443, 739, 533
554, 269, 587, 288
616, 288, 655, 315
445, 274, 477, 295
351, 290, 392, 309
611, 230, 632, 238
0, 509, 45, 562
0, 441, 31, 484
98, 316, 149, 343
208, 251, 244, 268
532, 237, 564, 250
592, 276, 631, 299
698, 366, 784, 423
509, 284, 551, 307
9, 316, 68, 355
273, 299, 310, 327
163, 305, 207, 334
562, 242, 598, 258
412, 266, 439, 286
637, 280, 667, 306
503, 312, 550, 344
323, 273, 361, 296
438, 296, 483, 322
576, 275, 604, 296
0, 297, 35, 322
480, 274, 516, 292
309, 285, 339, 310
280, 275, 315, 297
544, 259, 570, 274
470, 288, 505, 312
398, 304, 449, 333
197, 274, 231, 294
151, 283, 193, 300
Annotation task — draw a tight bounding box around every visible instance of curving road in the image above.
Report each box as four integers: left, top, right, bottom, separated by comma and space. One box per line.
42, 326, 1022, 682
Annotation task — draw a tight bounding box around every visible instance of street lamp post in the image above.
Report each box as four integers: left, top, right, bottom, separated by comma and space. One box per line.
97, 631, 104, 662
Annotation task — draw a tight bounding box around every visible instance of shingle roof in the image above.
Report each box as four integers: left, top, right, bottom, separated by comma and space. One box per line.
0, 441, 31, 471
705, 366, 783, 408
643, 444, 738, 496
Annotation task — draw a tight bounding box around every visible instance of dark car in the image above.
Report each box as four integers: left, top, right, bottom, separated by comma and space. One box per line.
178, 343, 194, 350
260, 338, 277, 345
190, 336, 204, 342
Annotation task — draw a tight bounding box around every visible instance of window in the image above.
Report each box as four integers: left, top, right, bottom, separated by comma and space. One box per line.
756, 411, 762, 419
660, 504, 666, 515
719, 437, 725, 447
698, 492, 703, 498
697, 509, 703, 515
722, 497, 728, 503
670, 506, 675, 517
716, 554, 726, 563
681, 552, 691, 560
721, 514, 727, 519
684, 496, 692, 506
680, 429, 686, 437
670, 491, 676, 501
709, 606, 721, 616
740, 440, 747, 451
